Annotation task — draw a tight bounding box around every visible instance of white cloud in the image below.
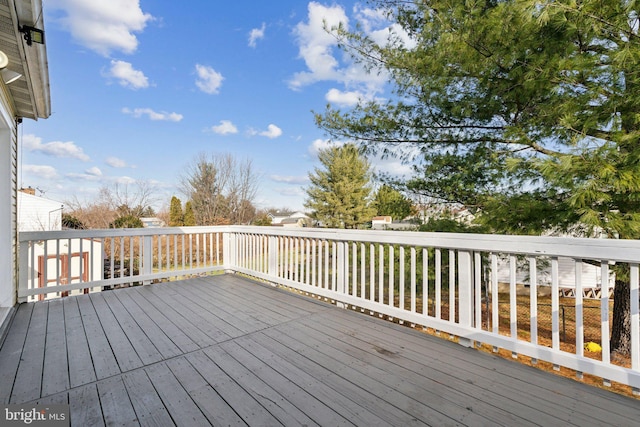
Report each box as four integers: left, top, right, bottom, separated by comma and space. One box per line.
122, 107, 183, 122
115, 176, 137, 185
195, 64, 224, 94
22, 164, 59, 180
107, 60, 149, 89
289, 3, 396, 94
248, 23, 266, 48
289, 2, 348, 89
66, 171, 103, 181
325, 88, 362, 107
106, 156, 127, 168
85, 166, 103, 176
258, 124, 282, 139
355, 6, 417, 50
22, 134, 90, 161
211, 120, 238, 135
48, 0, 153, 56
277, 187, 306, 197
372, 158, 413, 177
270, 175, 309, 184
308, 138, 342, 157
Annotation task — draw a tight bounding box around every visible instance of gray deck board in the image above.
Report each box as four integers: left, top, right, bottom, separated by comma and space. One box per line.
316, 310, 611, 426
216, 275, 325, 316
122, 369, 174, 427
41, 299, 70, 397
63, 297, 97, 388
171, 278, 267, 335
2, 274, 639, 426
89, 292, 144, 372
96, 376, 139, 427
76, 294, 121, 380
322, 307, 640, 425
190, 277, 296, 325
185, 350, 284, 427
100, 291, 164, 365
122, 287, 200, 354
10, 301, 47, 403
0, 303, 33, 404
294, 313, 544, 426
165, 356, 247, 426
144, 362, 211, 427
218, 340, 354, 426
69, 384, 104, 427
111, 288, 183, 359
131, 285, 217, 348
265, 325, 487, 426
204, 344, 321, 426
146, 283, 239, 342
236, 332, 410, 426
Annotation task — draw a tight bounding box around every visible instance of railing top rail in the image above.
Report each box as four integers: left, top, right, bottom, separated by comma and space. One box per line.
227, 226, 640, 263
18, 225, 640, 263
19, 226, 231, 241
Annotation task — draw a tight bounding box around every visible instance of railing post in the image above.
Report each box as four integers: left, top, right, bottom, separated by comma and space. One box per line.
336, 241, 346, 308
142, 235, 152, 285
17, 240, 29, 303
268, 235, 277, 278
223, 230, 235, 273
458, 250, 474, 347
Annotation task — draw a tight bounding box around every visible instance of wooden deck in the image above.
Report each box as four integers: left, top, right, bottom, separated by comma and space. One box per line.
0, 274, 638, 426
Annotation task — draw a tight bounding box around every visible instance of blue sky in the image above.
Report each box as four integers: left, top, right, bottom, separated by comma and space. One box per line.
21, 0, 412, 212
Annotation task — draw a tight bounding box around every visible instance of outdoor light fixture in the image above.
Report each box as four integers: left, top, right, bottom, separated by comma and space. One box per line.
19, 25, 44, 46
0, 51, 21, 84
1, 69, 22, 84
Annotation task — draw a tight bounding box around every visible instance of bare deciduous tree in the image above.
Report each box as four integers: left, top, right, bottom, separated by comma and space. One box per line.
64, 181, 159, 229
179, 153, 260, 225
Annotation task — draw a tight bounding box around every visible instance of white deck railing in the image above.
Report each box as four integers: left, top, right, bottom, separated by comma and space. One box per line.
18, 226, 640, 391
18, 227, 227, 301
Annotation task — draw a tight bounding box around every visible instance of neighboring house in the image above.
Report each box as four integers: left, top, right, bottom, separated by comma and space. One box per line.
0, 0, 51, 326
17, 191, 103, 302
269, 211, 311, 227
372, 216, 392, 229
493, 255, 614, 299
414, 203, 476, 225
17, 190, 63, 231
372, 216, 417, 231
141, 217, 166, 228
450, 207, 475, 224
280, 217, 311, 228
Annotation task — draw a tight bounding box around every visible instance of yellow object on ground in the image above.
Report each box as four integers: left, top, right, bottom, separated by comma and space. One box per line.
584, 341, 602, 353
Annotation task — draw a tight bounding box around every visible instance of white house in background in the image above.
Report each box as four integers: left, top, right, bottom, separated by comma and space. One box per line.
269, 211, 311, 227
493, 255, 615, 299
280, 217, 311, 228
372, 216, 392, 229
17, 190, 103, 302
141, 217, 166, 228
17, 189, 63, 231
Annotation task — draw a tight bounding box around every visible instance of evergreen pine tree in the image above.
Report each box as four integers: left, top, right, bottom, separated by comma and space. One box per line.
315, 0, 640, 354
373, 185, 413, 221
169, 196, 184, 226
183, 201, 196, 226
305, 144, 375, 228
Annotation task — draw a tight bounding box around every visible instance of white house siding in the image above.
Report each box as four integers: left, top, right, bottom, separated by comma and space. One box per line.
494, 256, 614, 298
0, 116, 16, 310
17, 192, 63, 231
